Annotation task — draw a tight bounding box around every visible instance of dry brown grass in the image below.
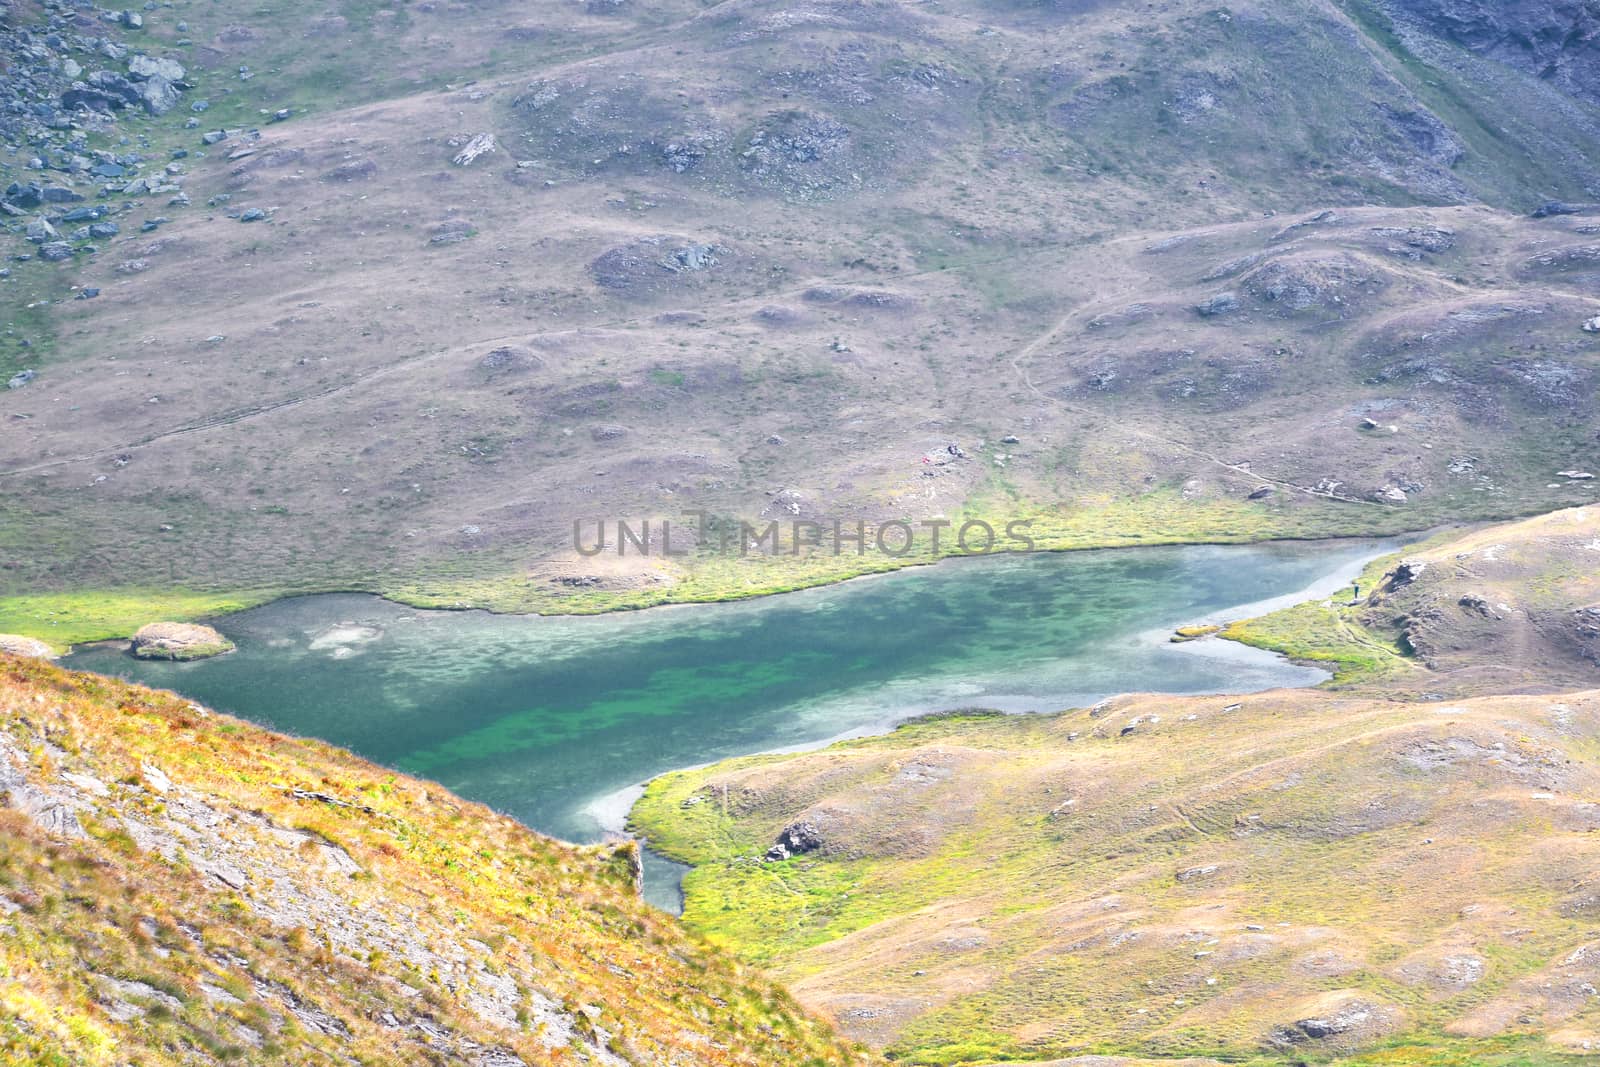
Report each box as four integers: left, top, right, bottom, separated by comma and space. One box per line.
0, 655, 871, 1065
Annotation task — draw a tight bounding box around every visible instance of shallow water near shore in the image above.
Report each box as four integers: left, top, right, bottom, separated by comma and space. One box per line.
67, 539, 1394, 910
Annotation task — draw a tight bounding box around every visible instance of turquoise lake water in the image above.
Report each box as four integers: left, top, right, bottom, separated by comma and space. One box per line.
66, 540, 1390, 909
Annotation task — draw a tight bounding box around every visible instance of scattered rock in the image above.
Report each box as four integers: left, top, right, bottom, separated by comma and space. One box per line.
1195, 292, 1240, 317
429, 218, 474, 244
671, 243, 720, 271
24, 217, 56, 243
1269, 994, 1404, 1051
1533, 201, 1595, 218
324, 159, 377, 182
451, 132, 497, 166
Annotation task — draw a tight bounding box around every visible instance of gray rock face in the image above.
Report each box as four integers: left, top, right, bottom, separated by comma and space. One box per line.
24, 216, 56, 242
590, 235, 729, 296
137, 75, 181, 115
128, 54, 186, 83
764, 821, 824, 862
1195, 292, 1241, 317
1381, 0, 1600, 105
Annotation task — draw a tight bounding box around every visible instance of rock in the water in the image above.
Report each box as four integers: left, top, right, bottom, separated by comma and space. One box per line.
0, 635, 56, 659
130, 622, 235, 661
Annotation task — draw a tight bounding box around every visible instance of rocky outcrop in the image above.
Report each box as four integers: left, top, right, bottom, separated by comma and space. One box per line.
130, 622, 235, 660
1379, 0, 1600, 107
764, 820, 825, 862
0, 635, 56, 659
0, 655, 861, 1067
1268, 992, 1406, 1052
590, 235, 730, 297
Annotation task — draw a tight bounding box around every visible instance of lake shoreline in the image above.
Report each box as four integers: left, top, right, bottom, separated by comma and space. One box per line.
5, 504, 1467, 654
39, 524, 1443, 657
60, 535, 1413, 917
582, 535, 1407, 908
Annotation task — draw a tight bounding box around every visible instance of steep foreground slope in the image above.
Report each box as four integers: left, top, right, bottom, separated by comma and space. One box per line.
632, 508, 1600, 1065
0, 656, 867, 1066
5, 0, 1600, 641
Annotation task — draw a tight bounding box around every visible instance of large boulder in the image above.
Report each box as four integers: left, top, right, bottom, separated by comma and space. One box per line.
0, 635, 57, 659
127, 54, 186, 83
130, 622, 235, 661
137, 76, 181, 115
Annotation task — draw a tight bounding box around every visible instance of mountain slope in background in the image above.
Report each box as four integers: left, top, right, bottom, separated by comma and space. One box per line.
2, 0, 1600, 636
0, 655, 868, 1066
631, 507, 1600, 1065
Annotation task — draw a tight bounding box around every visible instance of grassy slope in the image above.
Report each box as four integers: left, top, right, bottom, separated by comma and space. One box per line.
1217, 531, 1462, 686
0, 655, 869, 1066
630, 509, 1600, 1065
633, 692, 1600, 1066
5, 0, 1600, 641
